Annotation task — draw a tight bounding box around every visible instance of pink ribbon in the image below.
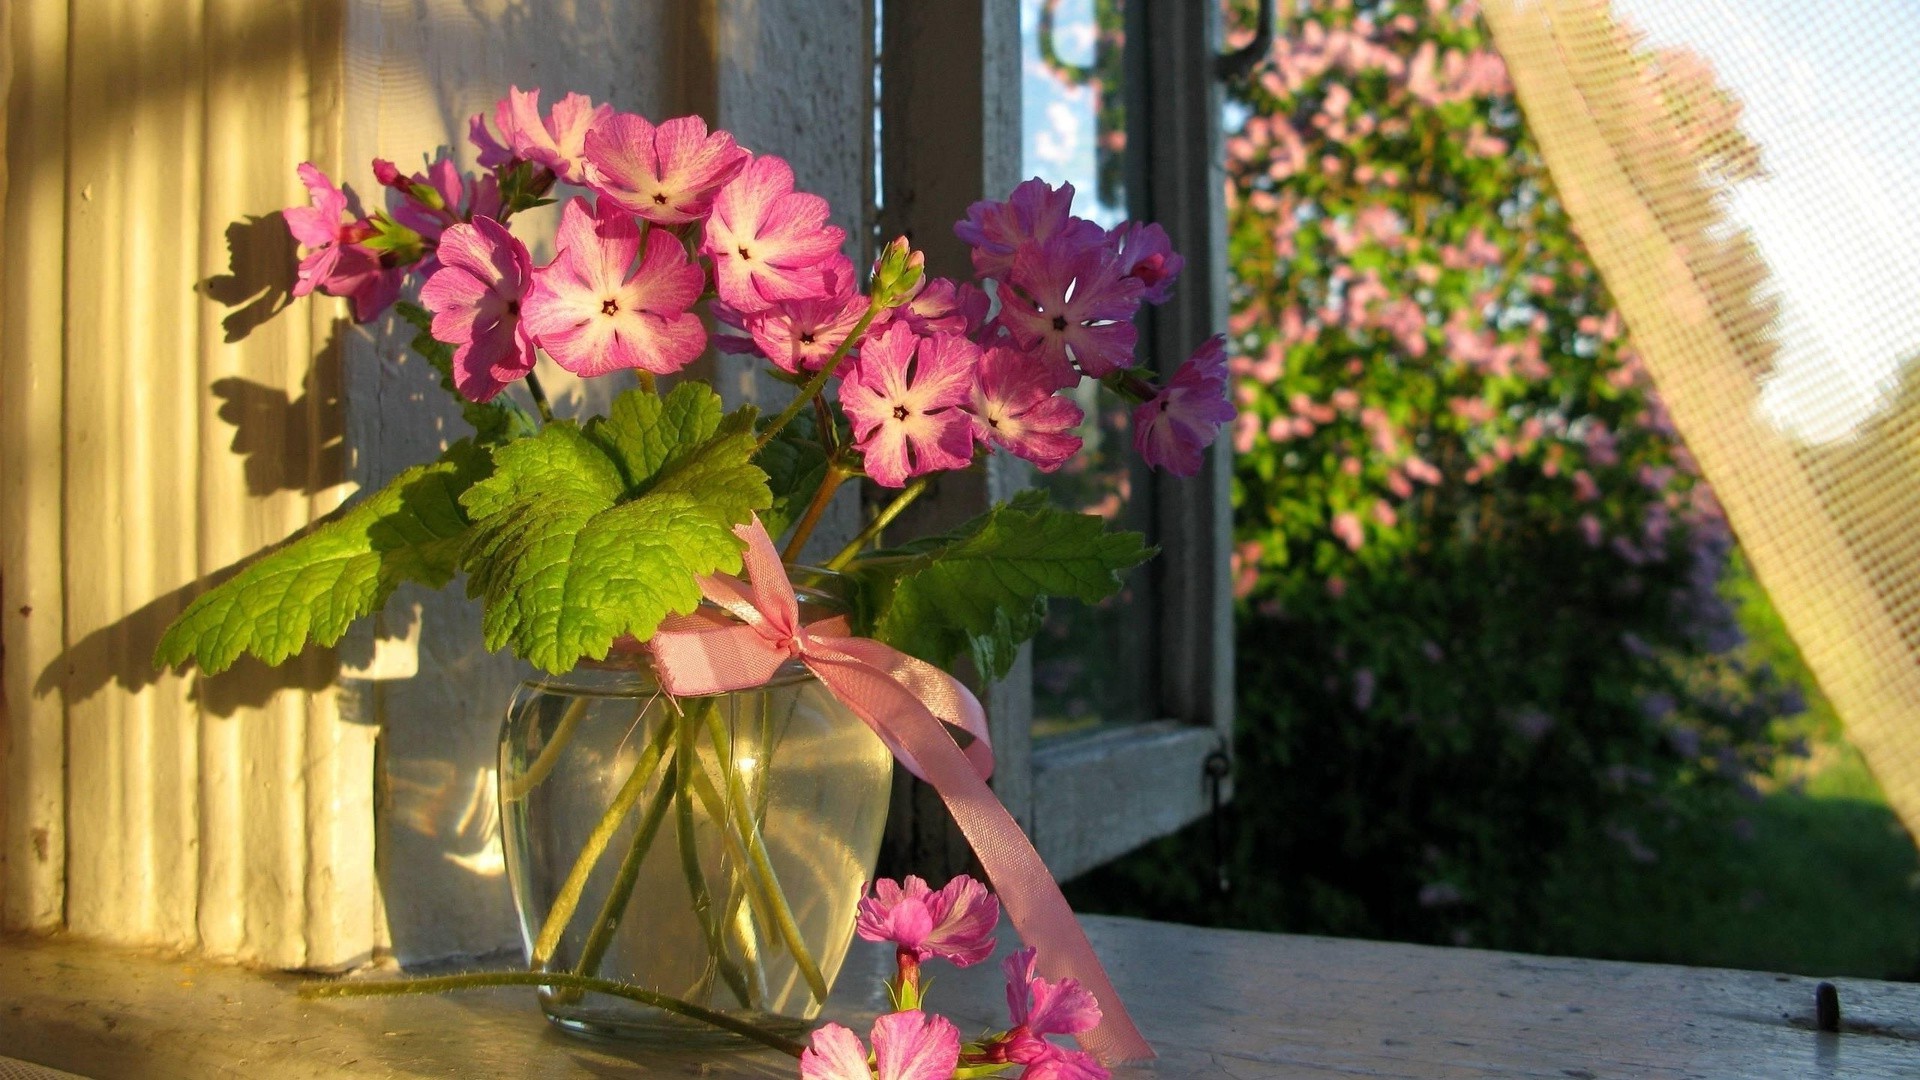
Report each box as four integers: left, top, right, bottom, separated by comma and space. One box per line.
648, 517, 1154, 1064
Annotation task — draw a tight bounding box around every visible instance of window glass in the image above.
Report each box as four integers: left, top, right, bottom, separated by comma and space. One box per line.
1021, 0, 1156, 736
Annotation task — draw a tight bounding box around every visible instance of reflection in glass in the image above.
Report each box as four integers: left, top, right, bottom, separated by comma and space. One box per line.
1021, 0, 1155, 736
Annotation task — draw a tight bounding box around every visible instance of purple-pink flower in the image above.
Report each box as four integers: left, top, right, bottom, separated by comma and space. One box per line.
998, 241, 1145, 383
1000, 947, 1108, 1078
1132, 335, 1235, 476
840, 325, 978, 488
419, 216, 536, 402
522, 196, 705, 377
968, 345, 1084, 471
284, 163, 403, 323
1107, 221, 1185, 305
855, 874, 1000, 969
955, 177, 1105, 280
584, 113, 749, 225
800, 1011, 960, 1080
477, 87, 610, 186
703, 155, 848, 313
870, 276, 976, 339
742, 258, 869, 376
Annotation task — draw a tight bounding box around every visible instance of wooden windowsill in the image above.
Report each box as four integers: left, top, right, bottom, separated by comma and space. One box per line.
4, 915, 1918, 1078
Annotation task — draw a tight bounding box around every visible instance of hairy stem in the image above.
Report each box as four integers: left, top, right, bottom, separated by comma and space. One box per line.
301, 972, 805, 1057
501, 697, 588, 802
531, 715, 674, 967
824, 477, 929, 571
701, 707, 830, 1004
781, 464, 851, 562
755, 304, 879, 450
524, 371, 557, 425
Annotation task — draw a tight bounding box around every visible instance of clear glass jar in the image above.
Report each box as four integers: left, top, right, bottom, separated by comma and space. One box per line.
497, 582, 892, 1047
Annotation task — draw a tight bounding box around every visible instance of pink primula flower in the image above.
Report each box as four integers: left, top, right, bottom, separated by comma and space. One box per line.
801, 1011, 960, 1080
999, 241, 1146, 383
584, 112, 749, 225
703, 155, 848, 313
840, 325, 978, 488
284, 162, 402, 322
522, 196, 706, 377
743, 257, 869, 375
872, 276, 977, 339
1132, 335, 1235, 476
482, 87, 610, 186
419, 216, 537, 402
1000, 947, 1109, 1079
1106, 221, 1185, 305
967, 345, 1085, 471
855, 874, 1000, 968
955, 177, 1105, 280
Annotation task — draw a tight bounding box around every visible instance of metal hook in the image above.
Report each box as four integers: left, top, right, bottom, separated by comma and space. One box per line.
1216, 0, 1277, 82
1204, 748, 1233, 894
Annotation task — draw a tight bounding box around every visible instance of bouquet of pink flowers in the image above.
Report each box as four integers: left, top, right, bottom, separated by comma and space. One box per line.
165, 87, 1230, 1076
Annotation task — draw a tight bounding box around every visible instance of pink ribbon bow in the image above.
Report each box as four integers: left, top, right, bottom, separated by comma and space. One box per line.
648, 517, 1154, 1065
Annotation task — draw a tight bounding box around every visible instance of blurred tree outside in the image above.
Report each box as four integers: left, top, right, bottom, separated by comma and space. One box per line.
1066, 0, 1920, 977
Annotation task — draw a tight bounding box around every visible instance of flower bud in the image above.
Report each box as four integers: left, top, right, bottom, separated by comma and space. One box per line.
869, 236, 926, 310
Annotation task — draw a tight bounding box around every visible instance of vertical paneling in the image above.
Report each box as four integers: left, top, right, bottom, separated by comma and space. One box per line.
1, 0, 70, 934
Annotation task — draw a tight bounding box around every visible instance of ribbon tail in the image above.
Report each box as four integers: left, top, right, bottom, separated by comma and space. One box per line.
804, 652, 1155, 1064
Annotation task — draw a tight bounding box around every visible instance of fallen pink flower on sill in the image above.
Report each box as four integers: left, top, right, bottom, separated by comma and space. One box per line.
1132, 334, 1235, 476
419, 216, 537, 402
855, 874, 1000, 970
801, 1010, 960, 1080
999, 946, 1109, 1079
968, 345, 1085, 472
522, 196, 706, 378
585, 112, 749, 225
703, 155, 848, 313
840, 324, 977, 488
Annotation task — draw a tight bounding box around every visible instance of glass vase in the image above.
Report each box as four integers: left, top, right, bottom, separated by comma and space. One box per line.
498, 604, 892, 1047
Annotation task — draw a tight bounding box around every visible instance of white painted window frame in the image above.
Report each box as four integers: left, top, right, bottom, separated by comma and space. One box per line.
877, 0, 1233, 882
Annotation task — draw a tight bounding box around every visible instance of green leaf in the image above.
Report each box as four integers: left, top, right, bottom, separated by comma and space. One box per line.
756, 430, 830, 544
851, 491, 1155, 680
154, 440, 493, 675
460, 384, 772, 673
394, 301, 537, 446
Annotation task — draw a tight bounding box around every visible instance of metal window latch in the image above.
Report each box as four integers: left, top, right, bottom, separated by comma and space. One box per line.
1204, 748, 1233, 894
1216, 0, 1277, 82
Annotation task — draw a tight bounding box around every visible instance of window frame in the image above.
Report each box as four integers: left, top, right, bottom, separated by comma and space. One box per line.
877, 0, 1232, 882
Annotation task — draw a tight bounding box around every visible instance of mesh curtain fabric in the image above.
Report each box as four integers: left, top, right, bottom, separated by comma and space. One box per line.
1478, 0, 1920, 837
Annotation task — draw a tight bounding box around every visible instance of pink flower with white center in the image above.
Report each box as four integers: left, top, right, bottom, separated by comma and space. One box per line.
1132, 335, 1235, 477
494, 87, 611, 186
955, 177, 1106, 280
522, 196, 706, 377
584, 112, 749, 225
800, 1011, 960, 1080
1106, 221, 1185, 305
419, 216, 536, 402
855, 874, 1000, 969
998, 241, 1146, 383
744, 258, 869, 375
1000, 947, 1108, 1078
840, 324, 978, 488
870, 276, 977, 339
702, 155, 848, 313
284, 163, 404, 322
967, 345, 1084, 471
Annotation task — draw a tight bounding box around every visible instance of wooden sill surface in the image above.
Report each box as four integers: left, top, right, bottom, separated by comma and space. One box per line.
4, 915, 1919, 1078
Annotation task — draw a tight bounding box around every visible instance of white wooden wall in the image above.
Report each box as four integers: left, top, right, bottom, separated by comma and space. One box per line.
1, 0, 869, 970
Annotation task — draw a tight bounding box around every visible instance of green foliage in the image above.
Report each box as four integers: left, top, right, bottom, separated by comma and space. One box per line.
851, 491, 1153, 680
154, 439, 491, 675
394, 301, 537, 445
756, 423, 831, 545
459, 383, 771, 673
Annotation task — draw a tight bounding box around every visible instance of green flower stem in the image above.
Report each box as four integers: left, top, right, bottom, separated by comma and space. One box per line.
524, 371, 557, 424
781, 462, 852, 562
755, 303, 880, 451
558, 754, 679, 1003
700, 706, 830, 1005
501, 697, 588, 802
531, 716, 675, 967
684, 759, 781, 988
674, 699, 755, 1007
300, 972, 806, 1058
824, 476, 930, 571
